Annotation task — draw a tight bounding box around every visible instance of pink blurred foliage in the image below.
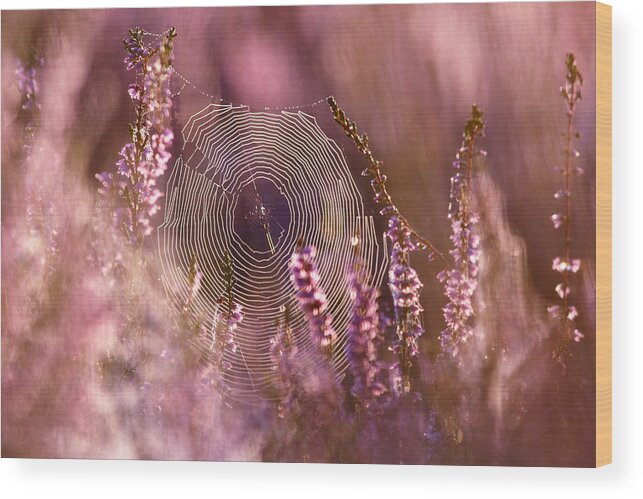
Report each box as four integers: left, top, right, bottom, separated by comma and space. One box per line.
2, 28, 267, 461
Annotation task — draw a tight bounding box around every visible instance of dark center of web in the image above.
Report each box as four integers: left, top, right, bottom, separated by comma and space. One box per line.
233, 177, 290, 254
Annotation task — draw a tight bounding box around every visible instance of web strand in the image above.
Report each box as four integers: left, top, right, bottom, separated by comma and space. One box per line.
170, 66, 332, 112
138, 27, 332, 111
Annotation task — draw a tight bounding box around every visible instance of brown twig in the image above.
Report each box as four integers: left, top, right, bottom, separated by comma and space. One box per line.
327, 96, 445, 264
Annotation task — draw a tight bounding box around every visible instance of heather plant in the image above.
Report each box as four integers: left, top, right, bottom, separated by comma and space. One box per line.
96, 27, 177, 248
386, 216, 426, 393
548, 53, 585, 362
346, 255, 388, 411
84, 28, 263, 459
91, 27, 180, 397
438, 105, 486, 358
328, 96, 439, 393
289, 241, 337, 356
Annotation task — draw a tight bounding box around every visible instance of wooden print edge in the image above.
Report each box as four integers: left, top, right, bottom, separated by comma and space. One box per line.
595, 0, 612, 468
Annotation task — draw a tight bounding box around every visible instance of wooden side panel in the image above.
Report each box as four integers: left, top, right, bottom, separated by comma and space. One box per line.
595, 1, 612, 468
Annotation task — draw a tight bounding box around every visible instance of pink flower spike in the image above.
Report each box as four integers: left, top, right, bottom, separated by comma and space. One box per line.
573, 329, 584, 342
290, 245, 336, 351
548, 54, 584, 344
127, 84, 142, 101
552, 257, 566, 272
567, 306, 578, 321
96, 28, 176, 246
555, 283, 570, 299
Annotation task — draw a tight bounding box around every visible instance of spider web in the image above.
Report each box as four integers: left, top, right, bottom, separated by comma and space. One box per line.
158, 103, 388, 404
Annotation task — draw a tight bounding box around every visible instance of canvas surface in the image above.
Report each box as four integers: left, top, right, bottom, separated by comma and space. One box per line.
1, 2, 602, 466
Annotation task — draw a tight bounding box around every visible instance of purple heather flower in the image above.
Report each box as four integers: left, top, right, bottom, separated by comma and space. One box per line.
566, 305, 578, 321
550, 53, 584, 348
555, 283, 570, 299
96, 28, 176, 246
289, 245, 336, 351
14, 58, 43, 112
347, 267, 387, 406
387, 216, 425, 364
144, 60, 174, 127
128, 84, 142, 101
387, 215, 416, 252
438, 105, 484, 358
123, 28, 154, 71
552, 257, 581, 273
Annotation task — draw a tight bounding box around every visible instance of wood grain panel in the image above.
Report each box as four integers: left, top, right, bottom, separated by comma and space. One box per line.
596, 1, 612, 468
